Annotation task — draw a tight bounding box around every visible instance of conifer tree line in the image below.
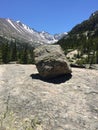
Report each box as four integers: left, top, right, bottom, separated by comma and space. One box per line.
57, 12, 98, 65
57, 32, 98, 64
0, 38, 34, 64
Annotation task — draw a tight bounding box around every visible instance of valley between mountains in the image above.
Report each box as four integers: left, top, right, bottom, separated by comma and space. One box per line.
0, 10, 98, 130
0, 64, 98, 130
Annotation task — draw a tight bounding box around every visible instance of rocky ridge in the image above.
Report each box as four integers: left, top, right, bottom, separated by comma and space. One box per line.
0, 18, 66, 46
0, 64, 98, 130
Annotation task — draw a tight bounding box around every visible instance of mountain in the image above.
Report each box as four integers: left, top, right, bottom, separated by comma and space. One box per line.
0, 18, 66, 46
57, 11, 98, 65
69, 10, 98, 34
54, 32, 67, 40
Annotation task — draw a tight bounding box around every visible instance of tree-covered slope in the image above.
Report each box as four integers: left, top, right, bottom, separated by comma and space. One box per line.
70, 11, 98, 34
0, 36, 35, 64
57, 11, 98, 65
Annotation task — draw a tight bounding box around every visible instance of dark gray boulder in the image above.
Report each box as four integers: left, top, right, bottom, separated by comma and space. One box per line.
34, 45, 72, 78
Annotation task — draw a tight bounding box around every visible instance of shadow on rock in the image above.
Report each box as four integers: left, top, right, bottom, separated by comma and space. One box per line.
30, 73, 72, 84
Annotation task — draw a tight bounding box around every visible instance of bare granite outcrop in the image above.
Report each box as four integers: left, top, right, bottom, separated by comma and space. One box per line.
0, 64, 98, 130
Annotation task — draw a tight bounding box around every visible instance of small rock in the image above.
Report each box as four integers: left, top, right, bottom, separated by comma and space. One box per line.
34, 45, 72, 78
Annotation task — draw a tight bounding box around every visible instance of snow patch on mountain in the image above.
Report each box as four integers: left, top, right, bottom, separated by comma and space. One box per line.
0, 18, 67, 45
54, 32, 68, 40
7, 18, 21, 33
17, 20, 67, 43
22, 24, 34, 33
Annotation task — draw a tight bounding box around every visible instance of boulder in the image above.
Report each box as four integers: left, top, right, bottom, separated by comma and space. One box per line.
34, 45, 72, 78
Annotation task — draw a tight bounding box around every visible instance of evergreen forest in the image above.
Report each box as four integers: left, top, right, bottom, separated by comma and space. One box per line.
0, 36, 34, 64
57, 12, 98, 65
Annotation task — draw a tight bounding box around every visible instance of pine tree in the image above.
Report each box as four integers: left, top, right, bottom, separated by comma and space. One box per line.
10, 42, 17, 61
96, 50, 98, 63
28, 49, 35, 64
1, 42, 10, 64
20, 45, 28, 64
0, 45, 2, 64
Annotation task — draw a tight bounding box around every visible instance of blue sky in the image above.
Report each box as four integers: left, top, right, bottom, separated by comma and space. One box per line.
0, 0, 98, 34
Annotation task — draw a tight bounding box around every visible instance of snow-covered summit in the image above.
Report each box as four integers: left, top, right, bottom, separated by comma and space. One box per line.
0, 18, 67, 45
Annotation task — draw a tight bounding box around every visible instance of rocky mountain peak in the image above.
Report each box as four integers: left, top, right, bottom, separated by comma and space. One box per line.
92, 10, 98, 16
89, 10, 98, 19
0, 18, 67, 46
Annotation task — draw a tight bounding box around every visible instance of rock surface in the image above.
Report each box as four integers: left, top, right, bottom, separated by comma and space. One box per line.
34, 45, 72, 78
0, 64, 98, 130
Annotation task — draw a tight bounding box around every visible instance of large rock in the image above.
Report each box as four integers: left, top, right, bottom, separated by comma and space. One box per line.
34, 45, 72, 78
